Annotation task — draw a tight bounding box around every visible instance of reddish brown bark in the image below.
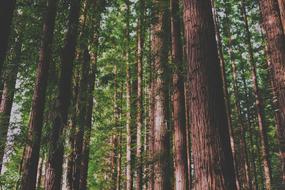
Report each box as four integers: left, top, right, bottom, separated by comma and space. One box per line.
263, 0, 285, 185
20, 1, 58, 189
0, 0, 16, 77
44, 0, 81, 189
170, 0, 188, 189
151, 0, 170, 189
182, 0, 237, 189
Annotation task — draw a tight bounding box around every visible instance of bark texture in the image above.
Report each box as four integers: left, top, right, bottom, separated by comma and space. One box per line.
44, 0, 81, 189
259, 0, 285, 186
151, 1, 170, 189
20, 0, 58, 189
171, 0, 188, 189
183, 0, 237, 189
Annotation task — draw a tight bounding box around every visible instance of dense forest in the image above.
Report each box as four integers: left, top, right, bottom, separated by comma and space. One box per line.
0, 0, 285, 189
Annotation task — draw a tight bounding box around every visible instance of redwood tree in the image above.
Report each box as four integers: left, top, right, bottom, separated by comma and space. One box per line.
151, 0, 170, 189
0, 40, 21, 172
44, 0, 81, 189
0, 0, 16, 78
182, 0, 237, 189
170, 0, 188, 189
19, 0, 58, 189
259, 0, 285, 186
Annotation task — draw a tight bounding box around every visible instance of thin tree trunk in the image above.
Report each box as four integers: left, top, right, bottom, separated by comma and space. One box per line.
125, 1, 133, 190
182, 0, 237, 189
184, 83, 192, 190
0, 40, 21, 172
44, 0, 81, 189
219, 3, 252, 187
170, 0, 188, 189
19, 0, 58, 189
135, 1, 145, 190
147, 53, 154, 190
0, 0, 16, 78
241, 1, 272, 189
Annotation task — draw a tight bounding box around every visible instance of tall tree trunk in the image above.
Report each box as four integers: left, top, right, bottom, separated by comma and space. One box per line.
147, 54, 154, 190
0, 0, 16, 78
44, 0, 81, 189
151, 0, 170, 189
72, 49, 90, 190
66, 75, 80, 190
19, 0, 58, 189
211, 2, 242, 188
219, 2, 252, 187
170, 0, 188, 189
135, 1, 145, 190
184, 83, 192, 190
182, 0, 237, 189
260, 0, 285, 186
278, 0, 285, 33
79, 32, 99, 190
241, 1, 272, 189
0, 40, 21, 172
125, 1, 133, 190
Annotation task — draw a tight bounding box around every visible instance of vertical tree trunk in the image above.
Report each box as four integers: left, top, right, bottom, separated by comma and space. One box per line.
125, 1, 133, 190
151, 0, 170, 189
278, 0, 285, 33
19, 0, 58, 189
79, 31, 99, 190
44, 0, 81, 189
147, 54, 155, 190
0, 40, 21, 172
0, 0, 16, 77
136, 1, 145, 189
260, 0, 285, 186
182, 0, 237, 189
72, 49, 90, 190
170, 0, 188, 189
241, 1, 272, 189
184, 83, 192, 190
211, 2, 242, 188
36, 152, 45, 189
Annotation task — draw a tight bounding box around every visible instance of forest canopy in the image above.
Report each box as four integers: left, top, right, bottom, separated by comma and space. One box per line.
0, 0, 285, 190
